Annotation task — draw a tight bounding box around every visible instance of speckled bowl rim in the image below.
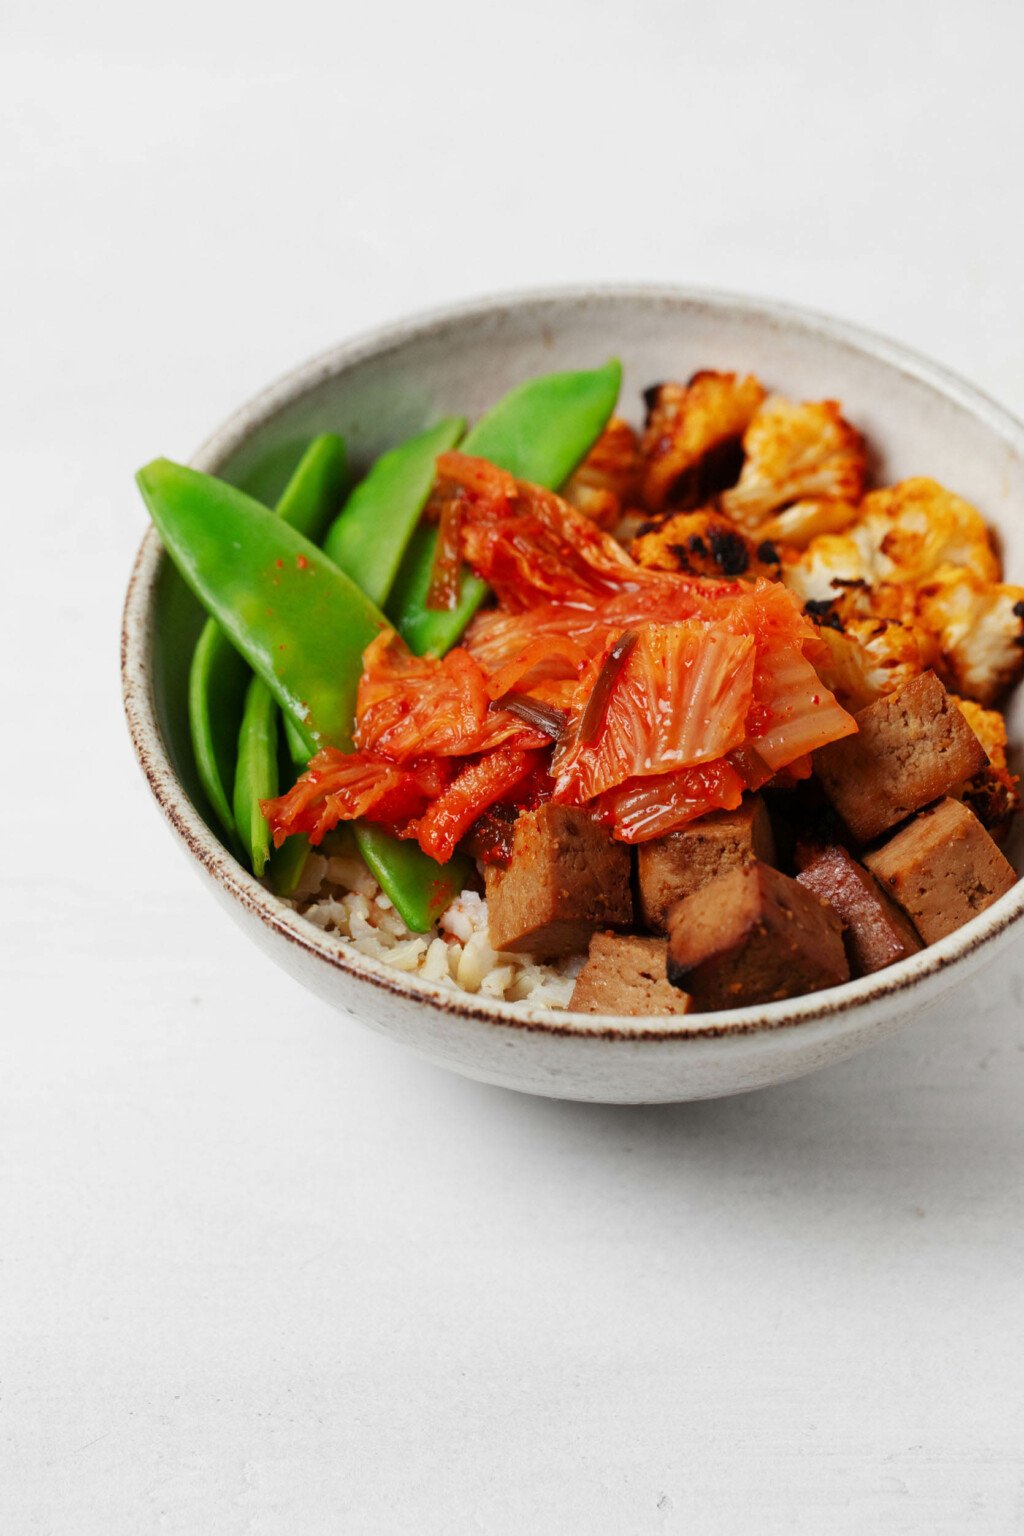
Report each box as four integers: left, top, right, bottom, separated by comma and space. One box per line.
121, 282, 1024, 1044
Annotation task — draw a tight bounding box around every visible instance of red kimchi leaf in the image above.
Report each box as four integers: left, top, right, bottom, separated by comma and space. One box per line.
554, 622, 755, 802
414, 748, 546, 864
261, 749, 448, 847
426, 495, 463, 611
437, 450, 651, 610
483, 634, 591, 701
746, 639, 857, 770
594, 760, 747, 842
464, 580, 743, 675
355, 630, 546, 761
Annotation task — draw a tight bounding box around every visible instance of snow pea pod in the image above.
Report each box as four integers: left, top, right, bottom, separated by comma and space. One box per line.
233, 675, 278, 878
138, 458, 384, 750
350, 367, 622, 918
235, 677, 316, 892
323, 417, 464, 605
188, 434, 347, 842
272, 434, 348, 538
233, 438, 347, 889
319, 419, 474, 924
268, 822, 314, 897
282, 709, 316, 772
187, 622, 249, 856
354, 826, 470, 932
141, 456, 468, 926
143, 364, 622, 930
387, 360, 622, 656
274, 423, 466, 768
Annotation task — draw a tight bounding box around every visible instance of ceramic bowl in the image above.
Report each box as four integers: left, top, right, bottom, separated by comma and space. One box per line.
122, 285, 1024, 1102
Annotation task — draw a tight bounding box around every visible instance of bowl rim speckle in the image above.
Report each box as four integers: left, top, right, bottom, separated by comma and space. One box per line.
120, 282, 1024, 1044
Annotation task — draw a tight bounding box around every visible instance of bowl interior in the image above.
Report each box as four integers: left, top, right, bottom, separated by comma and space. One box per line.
152, 290, 1024, 882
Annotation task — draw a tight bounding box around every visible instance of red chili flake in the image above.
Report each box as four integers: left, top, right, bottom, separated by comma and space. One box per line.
296, 554, 309, 570
276, 558, 284, 569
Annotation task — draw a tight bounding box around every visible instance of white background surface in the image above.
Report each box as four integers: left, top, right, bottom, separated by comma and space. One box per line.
3, 0, 1024, 1530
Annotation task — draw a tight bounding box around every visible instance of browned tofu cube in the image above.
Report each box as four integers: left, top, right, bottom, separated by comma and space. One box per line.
796, 845, 922, 975
815, 672, 987, 843
569, 934, 692, 1017
484, 805, 632, 957
666, 861, 849, 1010
863, 798, 1017, 943
637, 796, 776, 932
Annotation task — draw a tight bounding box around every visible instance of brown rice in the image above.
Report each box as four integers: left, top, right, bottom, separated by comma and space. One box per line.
287, 850, 581, 1009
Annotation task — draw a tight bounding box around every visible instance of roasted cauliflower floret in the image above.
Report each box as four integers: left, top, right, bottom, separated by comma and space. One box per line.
562, 417, 640, 531
760, 497, 860, 549
639, 371, 765, 511
720, 396, 867, 529
788, 525, 1024, 705
631, 509, 780, 581
781, 535, 871, 604
955, 696, 1009, 765
850, 478, 1000, 584
809, 615, 935, 712
914, 565, 1024, 704
949, 696, 1021, 835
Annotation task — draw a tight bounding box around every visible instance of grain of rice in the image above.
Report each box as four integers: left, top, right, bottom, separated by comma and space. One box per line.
326, 855, 378, 897
284, 853, 578, 1009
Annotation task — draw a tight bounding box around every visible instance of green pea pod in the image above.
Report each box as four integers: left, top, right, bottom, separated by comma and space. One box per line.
461, 359, 623, 480
138, 459, 385, 749
385, 525, 489, 659
282, 709, 317, 772
272, 435, 348, 539
387, 360, 622, 656
188, 620, 250, 856
188, 434, 347, 841
145, 364, 622, 931
267, 713, 316, 897
228, 419, 470, 921
268, 822, 313, 897
319, 419, 473, 924
231, 678, 315, 895
240, 438, 347, 889
324, 417, 465, 605
233, 675, 278, 877
354, 825, 471, 932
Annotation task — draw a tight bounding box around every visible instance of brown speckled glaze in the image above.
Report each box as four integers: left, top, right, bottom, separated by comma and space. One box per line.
121, 285, 1024, 1101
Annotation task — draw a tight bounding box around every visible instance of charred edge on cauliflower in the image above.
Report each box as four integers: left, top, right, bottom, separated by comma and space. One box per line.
804, 598, 844, 632
639, 372, 766, 513
630, 509, 779, 581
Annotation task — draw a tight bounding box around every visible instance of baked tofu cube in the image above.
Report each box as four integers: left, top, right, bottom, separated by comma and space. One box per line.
666, 861, 849, 1010
637, 796, 776, 932
796, 845, 922, 975
569, 934, 692, 1017
484, 805, 632, 957
815, 671, 987, 843
863, 798, 1017, 943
